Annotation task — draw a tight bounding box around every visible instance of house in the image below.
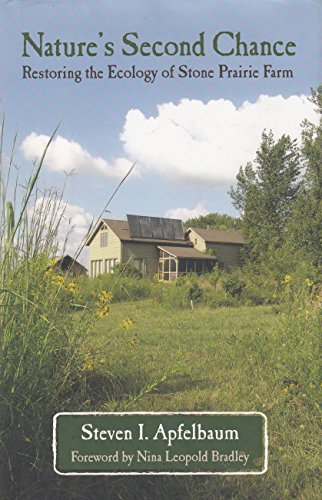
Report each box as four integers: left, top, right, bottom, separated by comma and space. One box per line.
52, 255, 88, 276
186, 227, 244, 271
86, 215, 244, 281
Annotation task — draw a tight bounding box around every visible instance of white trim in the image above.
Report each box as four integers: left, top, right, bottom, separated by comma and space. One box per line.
53, 411, 268, 476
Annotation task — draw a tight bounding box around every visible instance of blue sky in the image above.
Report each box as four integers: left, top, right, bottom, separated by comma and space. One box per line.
0, 0, 321, 254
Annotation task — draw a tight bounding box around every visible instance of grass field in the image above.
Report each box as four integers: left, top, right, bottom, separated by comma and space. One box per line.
85, 301, 279, 411
76, 300, 320, 500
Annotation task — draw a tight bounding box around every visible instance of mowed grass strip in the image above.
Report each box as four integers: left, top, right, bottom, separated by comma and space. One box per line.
85, 300, 280, 411
81, 300, 320, 499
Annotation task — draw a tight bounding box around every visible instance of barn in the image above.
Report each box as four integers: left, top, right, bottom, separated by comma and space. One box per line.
51, 255, 87, 276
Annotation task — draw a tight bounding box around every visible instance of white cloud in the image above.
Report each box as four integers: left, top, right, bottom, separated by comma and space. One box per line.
21, 133, 132, 179
29, 197, 93, 263
120, 94, 318, 185
20, 94, 318, 187
166, 202, 209, 221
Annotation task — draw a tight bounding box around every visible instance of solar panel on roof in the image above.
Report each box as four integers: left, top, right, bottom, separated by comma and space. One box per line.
161, 218, 175, 240
140, 216, 153, 238
151, 217, 164, 239
127, 214, 141, 237
172, 219, 185, 240
127, 215, 185, 240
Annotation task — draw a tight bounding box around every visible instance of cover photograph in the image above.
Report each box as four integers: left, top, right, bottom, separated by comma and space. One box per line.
0, 0, 321, 498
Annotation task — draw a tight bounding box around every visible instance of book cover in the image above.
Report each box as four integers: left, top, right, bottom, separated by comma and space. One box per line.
0, 1, 321, 498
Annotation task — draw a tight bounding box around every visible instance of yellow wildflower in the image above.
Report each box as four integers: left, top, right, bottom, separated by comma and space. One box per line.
98, 290, 113, 304
121, 318, 134, 330
97, 306, 110, 318
83, 363, 94, 372
284, 275, 293, 283
67, 282, 77, 293
282, 388, 289, 394
49, 258, 58, 267
305, 279, 314, 287
52, 275, 64, 286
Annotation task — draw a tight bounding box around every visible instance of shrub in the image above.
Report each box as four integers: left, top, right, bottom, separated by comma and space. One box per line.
113, 262, 142, 279
203, 288, 239, 308
204, 264, 223, 288
77, 274, 151, 303
222, 272, 246, 297
187, 282, 203, 308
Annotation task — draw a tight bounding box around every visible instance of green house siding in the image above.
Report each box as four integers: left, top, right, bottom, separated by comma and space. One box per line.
88, 227, 121, 277
186, 229, 243, 270
122, 242, 159, 278
206, 242, 242, 271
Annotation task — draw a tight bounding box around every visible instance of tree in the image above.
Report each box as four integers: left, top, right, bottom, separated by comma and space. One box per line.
289, 86, 322, 266
184, 212, 241, 231
229, 130, 301, 262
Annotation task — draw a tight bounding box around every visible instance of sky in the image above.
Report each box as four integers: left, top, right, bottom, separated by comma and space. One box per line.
0, 0, 321, 259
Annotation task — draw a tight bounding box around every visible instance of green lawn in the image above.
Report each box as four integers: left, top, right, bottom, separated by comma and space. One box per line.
86, 301, 279, 411
78, 300, 320, 500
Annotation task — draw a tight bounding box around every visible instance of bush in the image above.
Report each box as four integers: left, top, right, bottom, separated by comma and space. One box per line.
187, 283, 203, 303
76, 273, 152, 304
204, 264, 223, 288
113, 262, 143, 279
151, 281, 190, 309
222, 272, 246, 297
203, 288, 239, 308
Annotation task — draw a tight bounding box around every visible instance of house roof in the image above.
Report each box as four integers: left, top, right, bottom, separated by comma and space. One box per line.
103, 219, 131, 240
158, 246, 216, 260
53, 255, 88, 273
86, 219, 245, 247
86, 219, 192, 246
188, 227, 245, 245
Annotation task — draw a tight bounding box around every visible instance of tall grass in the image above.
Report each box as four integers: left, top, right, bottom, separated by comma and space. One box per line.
0, 124, 156, 499
0, 125, 90, 498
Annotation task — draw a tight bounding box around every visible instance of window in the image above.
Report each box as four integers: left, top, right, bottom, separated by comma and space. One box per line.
111, 258, 118, 273
196, 261, 203, 273
133, 258, 145, 275
158, 252, 177, 282
90, 259, 103, 277
103, 258, 118, 274
100, 232, 108, 247
187, 260, 195, 273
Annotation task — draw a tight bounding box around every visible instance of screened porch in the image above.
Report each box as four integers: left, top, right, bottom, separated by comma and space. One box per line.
157, 246, 216, 282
